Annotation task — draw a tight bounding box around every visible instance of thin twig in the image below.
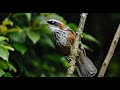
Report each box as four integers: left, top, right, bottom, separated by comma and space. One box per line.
98, 24, 120, 77
66, 13, 88, 77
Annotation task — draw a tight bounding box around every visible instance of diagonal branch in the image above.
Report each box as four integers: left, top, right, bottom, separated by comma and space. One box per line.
98, 24, 120, 77
66, 13, 88, 77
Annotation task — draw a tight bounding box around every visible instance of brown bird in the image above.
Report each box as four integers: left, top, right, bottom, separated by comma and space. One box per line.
41, 19, 97, 77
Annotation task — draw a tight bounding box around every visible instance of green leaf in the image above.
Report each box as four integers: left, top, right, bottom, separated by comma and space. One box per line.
7, 62, 17, 73
7, 28, 19, 33
0, 45, 14, 51
0, 36, 9, 42
82, 32, 101, 46
26, 30, 40, 44
3, 72, 13, 77
82, 43, 93, 52
13, 43, 28, 55
0, 25, 8, 35
9, 28, 26, 43
2, 18, 13, 26
25, 13, 31, 22
13, 13, 25, 18
44, 36, 55, 48
60, 57, 68, 67
68, 23, 77, 32
0, 68, 5, 77
0, 46, 9, 61
0, 61, 8, 70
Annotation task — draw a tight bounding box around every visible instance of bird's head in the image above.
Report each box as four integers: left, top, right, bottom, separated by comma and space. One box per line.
41, 19, 65, 32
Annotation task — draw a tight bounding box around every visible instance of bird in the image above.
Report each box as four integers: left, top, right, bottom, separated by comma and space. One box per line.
41, 19, 97, 77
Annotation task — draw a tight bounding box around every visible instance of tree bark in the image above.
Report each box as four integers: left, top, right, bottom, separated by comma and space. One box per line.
98, 24, 120, 77
66, 13, 88, 77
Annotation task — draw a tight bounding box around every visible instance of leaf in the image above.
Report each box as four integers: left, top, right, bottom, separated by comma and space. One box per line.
26, 30, 40, 44
44, 36, 55, 48
25, 13, 31, 22
39, 35, 55, 48
13, 43, 28, 55
0, 36, 9, 42
0, 61, 8, 70
60, 57, 68, 67
82, 43, 93, 52
0, 68, 5, 77
7, 62, 17, 73
9, 28, 26, 43
0, 25, 8, 35
13, 13, 25, 18
8, 28, 19, 33
68, 23, 77, 32
82, 32, 101, 46
2, 18, 13, 26
0, 45, 14, 51
0, 46, 9, 61
3, 72, 13, 77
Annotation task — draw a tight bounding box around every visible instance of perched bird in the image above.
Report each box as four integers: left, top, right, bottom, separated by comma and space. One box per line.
41, 19, 97, 77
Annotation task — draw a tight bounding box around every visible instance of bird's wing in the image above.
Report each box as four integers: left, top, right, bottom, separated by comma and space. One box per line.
76, 49, 97, 77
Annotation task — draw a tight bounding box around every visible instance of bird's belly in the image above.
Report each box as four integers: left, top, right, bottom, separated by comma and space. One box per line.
52, 31, 71, 55
53, 32, 68, 47
53, 37, 71, 55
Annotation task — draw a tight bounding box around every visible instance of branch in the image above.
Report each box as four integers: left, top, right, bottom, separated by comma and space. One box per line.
66, 13, 88, 77
98, 24, 120, 77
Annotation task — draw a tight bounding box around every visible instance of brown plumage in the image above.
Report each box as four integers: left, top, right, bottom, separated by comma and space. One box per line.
42, 19, 97, 77
52, 28, 76, 56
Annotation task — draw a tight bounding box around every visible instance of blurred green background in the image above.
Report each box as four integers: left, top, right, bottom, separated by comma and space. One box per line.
0, 13, 120, 77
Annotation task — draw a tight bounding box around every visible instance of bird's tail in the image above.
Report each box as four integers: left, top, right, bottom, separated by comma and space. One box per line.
75, 49, 97, 77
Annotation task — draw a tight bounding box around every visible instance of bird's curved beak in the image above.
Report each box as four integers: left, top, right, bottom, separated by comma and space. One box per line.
40, 21, 48, 25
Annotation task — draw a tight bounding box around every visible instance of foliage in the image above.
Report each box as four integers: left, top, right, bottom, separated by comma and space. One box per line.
68, 23, 101, 52
0, 13, 100, 77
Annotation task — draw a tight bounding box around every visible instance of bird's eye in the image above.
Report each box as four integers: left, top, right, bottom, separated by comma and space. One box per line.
47, 20, 55, 25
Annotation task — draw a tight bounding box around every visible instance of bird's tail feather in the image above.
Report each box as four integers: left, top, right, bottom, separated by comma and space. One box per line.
76, 50, 97, 77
